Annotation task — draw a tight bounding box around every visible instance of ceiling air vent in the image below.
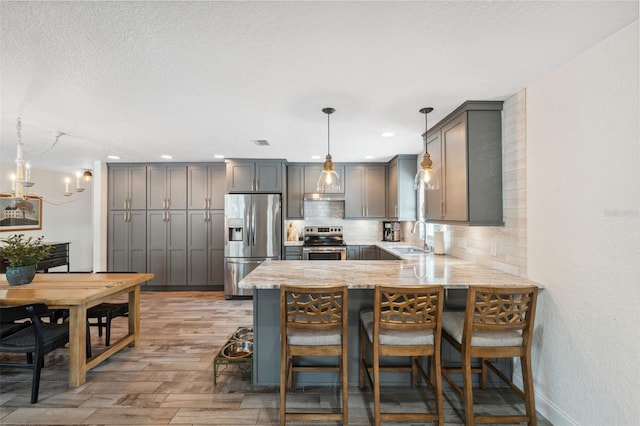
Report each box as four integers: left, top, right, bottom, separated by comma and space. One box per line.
253, 139, 270, 146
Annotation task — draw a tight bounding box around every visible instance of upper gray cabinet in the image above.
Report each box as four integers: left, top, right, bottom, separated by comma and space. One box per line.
108, 165, 147, 210
226, 159, 284, 193
425, 101, 504, 225
387, 155, 417, 221
286, 165, 305, 219
286, 163, 346, 219
187, 164, 226, 210
147, 165, 187, 210
344, 164, 386, 219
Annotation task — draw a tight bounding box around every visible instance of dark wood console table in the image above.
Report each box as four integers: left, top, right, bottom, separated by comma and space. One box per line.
0, 242, 70, 273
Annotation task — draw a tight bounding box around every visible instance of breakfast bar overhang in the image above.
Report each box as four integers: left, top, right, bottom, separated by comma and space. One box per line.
239, 257, 543, 387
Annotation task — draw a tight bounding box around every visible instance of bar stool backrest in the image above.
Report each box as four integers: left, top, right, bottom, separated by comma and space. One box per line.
281, 285, 346, 333
377, 285, 442, 333
464, 285, 538, 347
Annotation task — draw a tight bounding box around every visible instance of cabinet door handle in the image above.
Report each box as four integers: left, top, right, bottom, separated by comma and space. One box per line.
395, 205, 398, 218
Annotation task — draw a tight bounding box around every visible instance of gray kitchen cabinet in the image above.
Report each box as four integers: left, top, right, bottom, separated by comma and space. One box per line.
226, 159, 284, 192
344, 164, 386, 219
360, 245, 379, 260
147, 165, 187, 210
284, 246, 303, 260
425, 132, 443, 221
108, 165, 147, 210
187, 164, 226, 210
379, 249, 400, 260
107, 210, 146, 273
147, 210, 187, 286
187, 209, 224, 288
286, 163, 346, 219
387, 155, 417, 221
286, 165, 304, 219
346, 246, 360, 260
303, 164, 346, 194
425, 101, 503, 225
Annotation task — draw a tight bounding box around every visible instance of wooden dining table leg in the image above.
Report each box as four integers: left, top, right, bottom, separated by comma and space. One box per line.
67, 304, 87, 387
128, 286, 140, 346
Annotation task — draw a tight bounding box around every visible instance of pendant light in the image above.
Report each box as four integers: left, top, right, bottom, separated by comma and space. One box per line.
414, 107, 438, 190
316, 107, 341, 192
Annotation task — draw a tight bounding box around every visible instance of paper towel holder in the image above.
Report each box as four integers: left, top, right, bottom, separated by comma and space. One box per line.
433, 230, 446, 255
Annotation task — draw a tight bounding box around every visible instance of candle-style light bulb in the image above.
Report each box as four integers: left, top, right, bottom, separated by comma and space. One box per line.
10, 174, 16, 192
25, 162, 31, 182
64, 177, 71, 194
76, 171, 81, 189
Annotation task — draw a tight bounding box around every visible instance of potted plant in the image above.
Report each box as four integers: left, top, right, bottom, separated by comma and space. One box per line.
0, 234, 51, 285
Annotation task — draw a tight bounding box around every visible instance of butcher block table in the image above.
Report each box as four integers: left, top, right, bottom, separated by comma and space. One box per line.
0, 272, 153, 387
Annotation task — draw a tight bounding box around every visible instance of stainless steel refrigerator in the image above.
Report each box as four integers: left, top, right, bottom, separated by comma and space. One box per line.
224, 194, 282, 298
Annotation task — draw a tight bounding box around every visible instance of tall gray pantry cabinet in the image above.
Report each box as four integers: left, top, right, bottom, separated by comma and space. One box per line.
107, 164, 226, 289
187, 165, 226, 287
146, 165, 188, 286
108, 166, 147, 274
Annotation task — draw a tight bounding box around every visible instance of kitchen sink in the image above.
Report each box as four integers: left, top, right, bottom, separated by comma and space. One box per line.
388, 246, 427, 254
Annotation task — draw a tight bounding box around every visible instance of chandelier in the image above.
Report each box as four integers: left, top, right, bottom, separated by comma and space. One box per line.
8, 117, 92, 205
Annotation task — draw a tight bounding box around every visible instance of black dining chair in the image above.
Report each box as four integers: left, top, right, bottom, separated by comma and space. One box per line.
85, 271, 135, 357
0, 303, 70, 403
40, 270, 131, 357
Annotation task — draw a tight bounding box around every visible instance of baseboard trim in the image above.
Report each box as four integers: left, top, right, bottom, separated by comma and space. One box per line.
513, 373, 579, 426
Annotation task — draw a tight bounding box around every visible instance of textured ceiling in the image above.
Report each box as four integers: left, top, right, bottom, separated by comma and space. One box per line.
1, 1, 637, 174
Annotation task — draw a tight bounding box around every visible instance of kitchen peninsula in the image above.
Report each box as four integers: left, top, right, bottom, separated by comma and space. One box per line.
239, 250, 542, 386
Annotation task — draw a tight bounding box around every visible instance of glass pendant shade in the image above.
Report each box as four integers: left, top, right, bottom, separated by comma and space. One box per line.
413, 154, 439, 190
316, 107, 341, 192
414, 106, 438, 190
317, 154, 341, 192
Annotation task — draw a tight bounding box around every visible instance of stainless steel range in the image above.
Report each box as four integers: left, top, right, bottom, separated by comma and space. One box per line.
302, 226, 347, 260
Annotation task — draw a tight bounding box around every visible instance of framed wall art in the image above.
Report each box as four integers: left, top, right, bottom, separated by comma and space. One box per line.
0, 194, 43, 231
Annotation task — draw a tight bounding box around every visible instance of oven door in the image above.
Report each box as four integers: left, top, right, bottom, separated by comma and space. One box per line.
303, 247, 347, 261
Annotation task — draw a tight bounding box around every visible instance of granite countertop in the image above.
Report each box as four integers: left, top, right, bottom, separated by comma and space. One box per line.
240, 250, 543, 290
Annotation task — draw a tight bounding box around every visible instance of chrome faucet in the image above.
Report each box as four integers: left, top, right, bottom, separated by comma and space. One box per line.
411, 219, 432, 252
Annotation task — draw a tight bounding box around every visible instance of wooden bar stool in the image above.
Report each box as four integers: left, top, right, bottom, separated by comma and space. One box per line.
359, 285, 444, 426
441, 285, 538, 426
279, 285, 348, 425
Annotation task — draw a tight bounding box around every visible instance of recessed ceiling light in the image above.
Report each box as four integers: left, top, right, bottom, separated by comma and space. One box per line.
380, 132, 395, 138
311, 155, 321, 160
161, 154, 172, 159
364, 155, 375, 160
214, 154, 225, 159
107, 155, 120, 160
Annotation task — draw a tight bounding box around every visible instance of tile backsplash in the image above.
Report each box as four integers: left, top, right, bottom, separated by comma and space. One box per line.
285, 200, 383, 243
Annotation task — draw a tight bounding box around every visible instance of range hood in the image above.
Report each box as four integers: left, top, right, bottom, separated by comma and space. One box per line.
303, 193, 345, 201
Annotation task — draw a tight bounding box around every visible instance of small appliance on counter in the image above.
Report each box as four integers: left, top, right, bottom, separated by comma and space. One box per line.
382, 221, 400, 242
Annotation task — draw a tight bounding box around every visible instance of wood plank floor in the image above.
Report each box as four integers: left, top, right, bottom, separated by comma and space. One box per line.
0, 291, 551, 425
